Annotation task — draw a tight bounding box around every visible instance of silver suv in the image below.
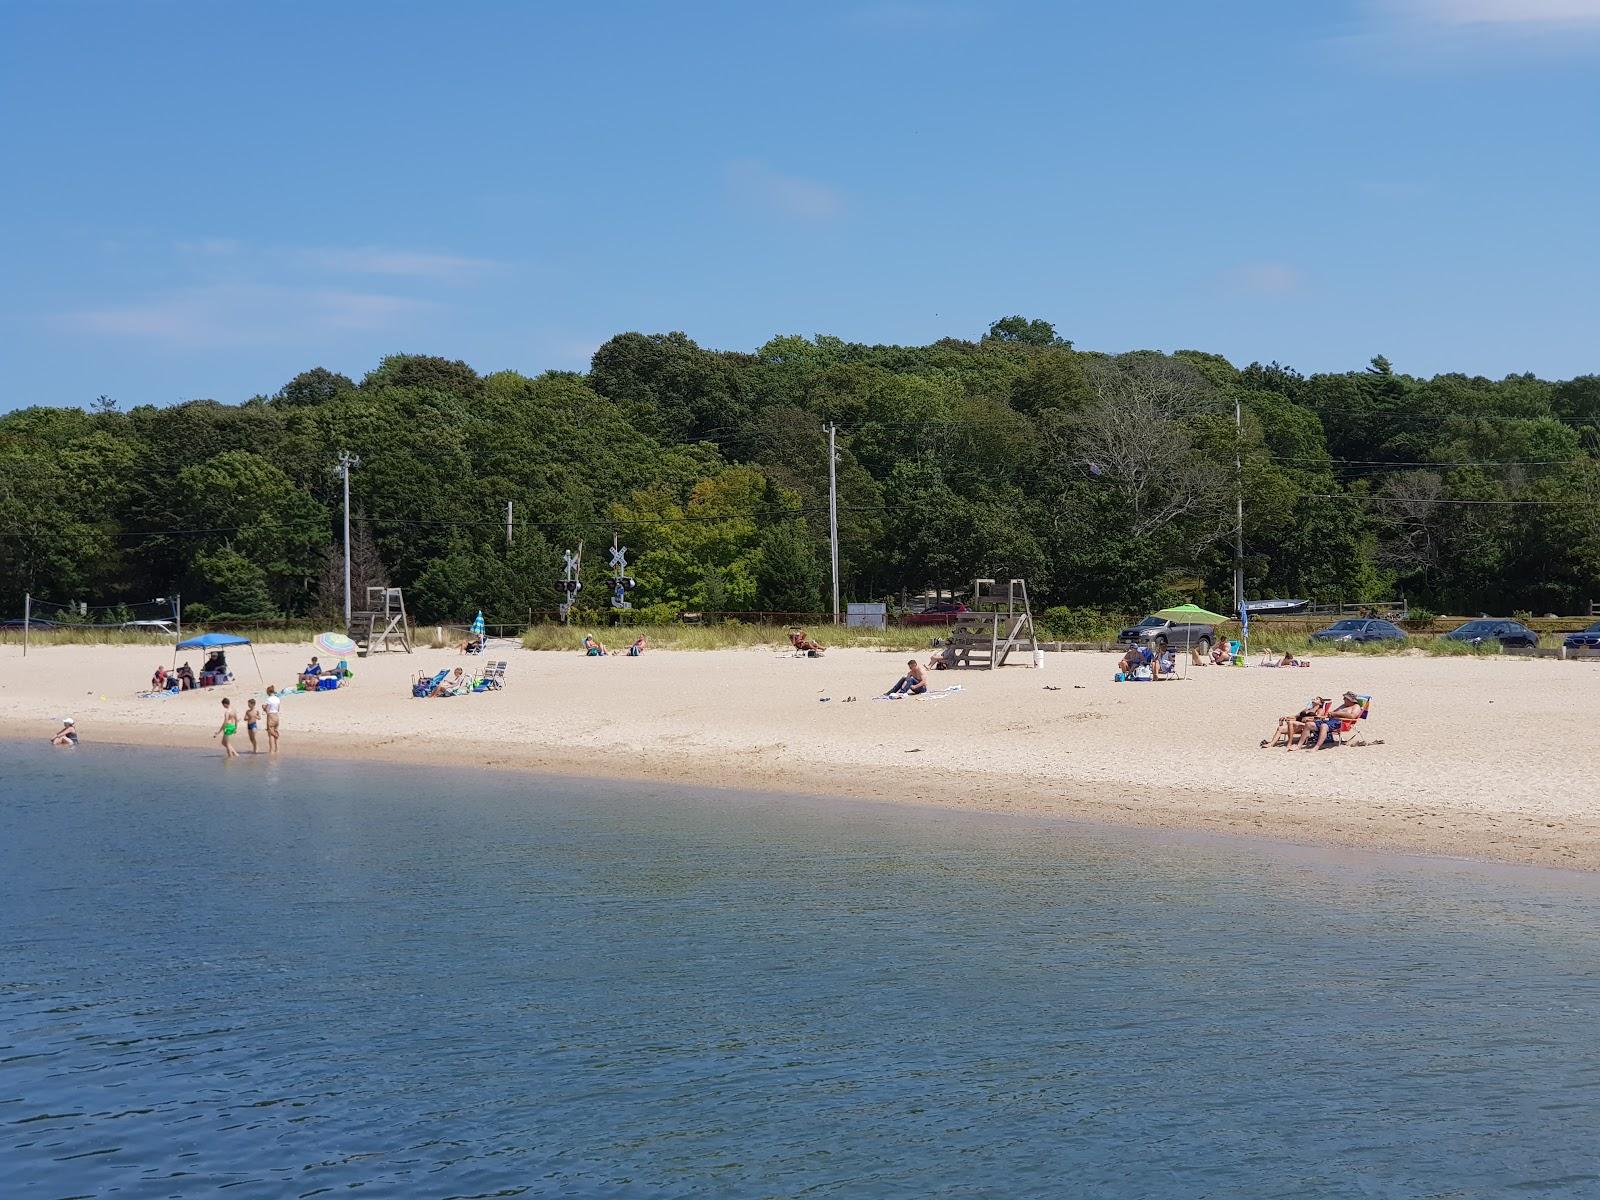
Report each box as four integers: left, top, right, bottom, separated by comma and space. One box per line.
1116, 614, 1217, 655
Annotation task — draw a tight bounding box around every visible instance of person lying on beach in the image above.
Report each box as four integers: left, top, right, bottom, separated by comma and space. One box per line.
884, 659, 929, 697
50, 717, 78, 747
1291, 692, 1363, 751
582, 634, 608, 656
627, 636, 647, 656
789, 629, 825, 657
1263, 698, 1324, 748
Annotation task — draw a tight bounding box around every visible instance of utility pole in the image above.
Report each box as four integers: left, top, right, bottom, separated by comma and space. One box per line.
1234, 394, 1246, 645
505, 500, 514, 549
827, 422, 841, 625
22, 592, 28, 659
337, 451, 360, 629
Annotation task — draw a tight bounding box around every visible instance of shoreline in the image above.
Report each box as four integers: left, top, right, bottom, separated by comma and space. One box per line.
8, 721, 1600, 875
5, 643, 1599, 873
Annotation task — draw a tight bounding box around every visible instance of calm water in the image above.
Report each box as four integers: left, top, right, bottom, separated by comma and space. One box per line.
4, 745, 1600, 1198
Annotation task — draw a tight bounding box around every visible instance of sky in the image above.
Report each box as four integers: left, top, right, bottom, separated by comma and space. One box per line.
2, 0, 1598, 411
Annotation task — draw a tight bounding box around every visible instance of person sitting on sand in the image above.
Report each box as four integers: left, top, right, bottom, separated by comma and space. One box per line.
789, 629, 825, 657
176, 662, 196, 691
1210, 641, 1231, 666
299, 657, 322, 689
627, 636, 647, 656
885, 658, 929, 697
927, 646, 953, 670
432, 666, 469, 697
1263, 698, 1323, 748
1292, 692, 1362, 752
50, 717, 78, 747
1117, 647, 1143, 676
152, 664, 168, 690
582, 634, 608, 656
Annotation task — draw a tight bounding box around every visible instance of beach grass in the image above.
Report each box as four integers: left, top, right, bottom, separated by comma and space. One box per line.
0, 626, 320, 647
518, 622, 934, 653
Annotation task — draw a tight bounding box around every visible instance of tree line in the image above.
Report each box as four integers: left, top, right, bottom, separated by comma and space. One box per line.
3, 319, 1598, 625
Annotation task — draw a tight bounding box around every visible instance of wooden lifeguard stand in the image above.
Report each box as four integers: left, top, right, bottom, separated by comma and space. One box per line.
349, 585, 413, 655
940, 578, 1038, 669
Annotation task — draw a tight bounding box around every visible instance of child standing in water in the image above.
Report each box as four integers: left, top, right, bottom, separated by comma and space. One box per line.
263, 685, 281, 753
215, 698, 239, 759
243, 697, 260, 753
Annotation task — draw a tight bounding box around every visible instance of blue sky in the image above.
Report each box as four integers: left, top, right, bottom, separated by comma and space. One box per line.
3, 0, 1598, 410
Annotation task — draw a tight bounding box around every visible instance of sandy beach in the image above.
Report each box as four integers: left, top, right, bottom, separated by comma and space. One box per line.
3, 641, 1598, 870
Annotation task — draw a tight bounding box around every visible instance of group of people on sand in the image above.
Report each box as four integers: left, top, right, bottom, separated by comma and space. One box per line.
1262, 692, 1365, 751
1116, 644, 1177, 681
213, 688, 282, 758
151, 662, 197, 691
583, 634, 647, 656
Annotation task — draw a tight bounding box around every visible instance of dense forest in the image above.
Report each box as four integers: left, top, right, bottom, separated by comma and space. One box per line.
3, 318, 1598, 625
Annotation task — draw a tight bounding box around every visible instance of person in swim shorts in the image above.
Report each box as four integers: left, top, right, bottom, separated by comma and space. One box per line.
215, 697, 239, 759
263, 685, 281, 753
243, 697, 260, 753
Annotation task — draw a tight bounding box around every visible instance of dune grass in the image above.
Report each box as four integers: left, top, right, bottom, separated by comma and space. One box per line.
518, 622, 934, 653
0, 626, 319, 647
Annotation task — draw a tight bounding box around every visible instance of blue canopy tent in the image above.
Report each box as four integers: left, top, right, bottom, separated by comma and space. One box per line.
173, 631, 263, 684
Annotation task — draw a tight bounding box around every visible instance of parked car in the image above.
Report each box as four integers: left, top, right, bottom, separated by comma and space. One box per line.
1116, 614, 1218, 655
0, 617, 57, 629
1563, 620, 1600, 652
902, 602, 970, 626
120, 619, 176, 636
1443, 619, 1539, 649
1309, 618, 1407, 645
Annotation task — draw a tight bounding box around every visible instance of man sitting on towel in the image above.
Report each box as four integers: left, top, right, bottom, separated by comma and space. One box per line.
885, 658, 929, 697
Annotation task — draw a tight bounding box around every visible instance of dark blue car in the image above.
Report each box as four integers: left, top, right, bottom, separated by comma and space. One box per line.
1564, 620, 1600, 652
1444, 619, 1539, 649
1309, 618, 1407, 645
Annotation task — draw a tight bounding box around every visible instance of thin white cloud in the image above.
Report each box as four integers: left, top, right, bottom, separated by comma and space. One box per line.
1377, 0, 1600, 27
60, 283, 432, 349
1225, 262, 1305, 296
726, 160, 845, 222
294, 246, 499, 281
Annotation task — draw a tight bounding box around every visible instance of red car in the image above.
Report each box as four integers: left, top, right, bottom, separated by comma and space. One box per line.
902, 602, 970, 625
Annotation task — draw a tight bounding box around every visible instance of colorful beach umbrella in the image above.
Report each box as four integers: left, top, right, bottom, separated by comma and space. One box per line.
314, 631, 357, 656
470, 611, 485, 637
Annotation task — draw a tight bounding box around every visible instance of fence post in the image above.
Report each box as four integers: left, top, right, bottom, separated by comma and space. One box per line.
22, 592, 29, 658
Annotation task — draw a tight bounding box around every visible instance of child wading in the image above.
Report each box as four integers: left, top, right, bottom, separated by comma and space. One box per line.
244, 697, 261, 753
216, 697, 240, 759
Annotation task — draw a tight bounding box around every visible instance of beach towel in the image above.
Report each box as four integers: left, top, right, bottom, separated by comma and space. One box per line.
873, 685, 964, 701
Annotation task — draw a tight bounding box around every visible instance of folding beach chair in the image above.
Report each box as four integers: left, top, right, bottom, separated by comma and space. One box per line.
412, 669, 448, 698
1334, 695, 1372, 745
475, 660, 507, 691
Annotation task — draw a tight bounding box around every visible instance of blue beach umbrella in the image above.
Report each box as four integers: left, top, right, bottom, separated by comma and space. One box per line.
470, 611, 485, 637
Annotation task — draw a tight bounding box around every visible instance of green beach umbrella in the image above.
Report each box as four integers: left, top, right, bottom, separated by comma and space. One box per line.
1155, 603, 1231, 624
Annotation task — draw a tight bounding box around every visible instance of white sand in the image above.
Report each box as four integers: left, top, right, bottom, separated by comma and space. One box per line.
3, 642, 1598, 869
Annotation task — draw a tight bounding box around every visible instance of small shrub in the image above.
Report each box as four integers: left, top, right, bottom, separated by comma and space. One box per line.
1039, 606, 1126, 641
1402, 606, 1437, 630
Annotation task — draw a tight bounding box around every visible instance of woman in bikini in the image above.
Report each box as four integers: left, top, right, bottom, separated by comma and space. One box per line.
215, 697, 240, 759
